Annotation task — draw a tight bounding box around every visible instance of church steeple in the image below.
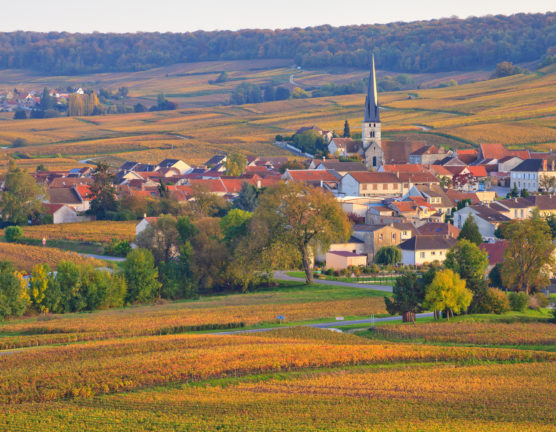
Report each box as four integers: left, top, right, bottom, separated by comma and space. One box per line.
364, 53, 380, 123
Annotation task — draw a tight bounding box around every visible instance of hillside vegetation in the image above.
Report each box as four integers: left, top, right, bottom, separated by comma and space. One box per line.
1, 12, 555, 74
0, 64, 555, 170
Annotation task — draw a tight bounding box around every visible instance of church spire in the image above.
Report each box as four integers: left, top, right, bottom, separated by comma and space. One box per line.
364, 53, 380, 123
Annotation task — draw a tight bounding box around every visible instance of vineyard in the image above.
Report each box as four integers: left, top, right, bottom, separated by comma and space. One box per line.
0, 62, 555, 171
1, 220, 137, 243
0, 242, 103, 272
374, 320, 556, 346
0, 327, 553, 430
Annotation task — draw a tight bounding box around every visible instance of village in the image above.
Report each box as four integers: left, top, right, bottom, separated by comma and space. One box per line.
18, 57, 556, 278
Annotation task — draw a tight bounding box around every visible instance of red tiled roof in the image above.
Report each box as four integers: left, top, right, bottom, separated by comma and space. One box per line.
287, 170, 338, 183
428, 165, 453, 177
75, 185, 94, 200
397, 171, 440, 184
480, 144, 509, 160
418, 222, 461, 238
479, 241, 508, 266
444, 189, 480, 205
347, 172, 400, 184
382, 164, 425, 174
42, 203, 66, 214
188, 179, 228, 193
509, 150, 530, 160
467, 165, 487, 177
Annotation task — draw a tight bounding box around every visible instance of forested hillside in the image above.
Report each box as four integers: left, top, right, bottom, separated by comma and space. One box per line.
1, 12, 555, 75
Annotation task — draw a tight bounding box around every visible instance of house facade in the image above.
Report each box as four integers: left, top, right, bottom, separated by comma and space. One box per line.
399, 235, 456, 266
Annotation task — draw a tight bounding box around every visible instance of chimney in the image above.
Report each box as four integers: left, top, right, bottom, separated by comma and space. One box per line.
143, 213, 147, 218
514, 198, 518, 203
543, 159, 548, 171
257, 180, 261, 188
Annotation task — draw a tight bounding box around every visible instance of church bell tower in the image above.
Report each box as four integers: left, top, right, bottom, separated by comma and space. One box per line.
362, 54, 383, 169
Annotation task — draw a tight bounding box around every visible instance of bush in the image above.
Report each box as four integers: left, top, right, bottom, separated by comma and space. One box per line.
482, 288, 511, 314
529, 292, 549, 310
509, 291, 529, 312
374, 246, 402, 265
4, 226, 23, 243
11, 138, 27, 148
103, 239, 132, 257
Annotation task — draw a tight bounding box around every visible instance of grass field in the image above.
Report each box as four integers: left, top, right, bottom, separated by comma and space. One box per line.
0, 62, 554, 171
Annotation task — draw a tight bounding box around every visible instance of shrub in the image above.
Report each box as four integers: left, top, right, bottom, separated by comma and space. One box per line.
509, 291, 529, 312
529, 292, 549, 310
103, 239, 132, 257
5, 226, 23, 243
482, 288, 511, 314
374, 246, 402, 265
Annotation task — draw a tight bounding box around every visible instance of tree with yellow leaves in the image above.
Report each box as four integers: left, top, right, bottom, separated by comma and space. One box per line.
425, 269, 472, 320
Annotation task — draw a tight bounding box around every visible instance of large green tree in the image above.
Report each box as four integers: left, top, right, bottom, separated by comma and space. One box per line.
234, 182, 259, 211
384, 273, 425, 323
444, 239, 489, 312
225, 153, 248, 177
457, 214, 483, 245
250, 182, 351, 284
1, 159, 45, 225
501, 210, 555, 294
0, 261, 30, 320
89, 162, 118, 220
374, 246, 402, 265
124, 248, 161, 303
425, 269, 473, 320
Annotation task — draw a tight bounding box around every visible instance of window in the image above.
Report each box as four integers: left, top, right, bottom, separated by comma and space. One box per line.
393, 183, 398, 189
371, 131, 375, 138
439, 251, 443, 255
372, 156, 377, 166
420, 252, 425, 258
379, 234, 383, 241
362, 184, 368, 190
373, 184, 378, 190
431, 251, 436, 256
383, 184, 388, 190
514, 210, 518, 217
392, 233, 396, 240
520, 209, 524, 218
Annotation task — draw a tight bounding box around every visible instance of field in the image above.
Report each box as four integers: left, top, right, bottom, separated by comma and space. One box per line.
1, 220, 137, 243
0, 61, 554, 171
0, 278, 555, 431
0, 242, 103, 273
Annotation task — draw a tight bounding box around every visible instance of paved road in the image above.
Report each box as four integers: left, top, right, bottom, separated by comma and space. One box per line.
83, 253, 126, 262
274, 271, 393, 293
214, 313, 434, 335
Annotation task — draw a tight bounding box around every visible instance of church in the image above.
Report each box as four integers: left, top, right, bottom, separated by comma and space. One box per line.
328, 55, 425, 169
362, 54, 383, 170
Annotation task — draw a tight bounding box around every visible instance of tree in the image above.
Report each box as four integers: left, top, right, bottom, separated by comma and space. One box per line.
39, 87, 55, 111
275, 86, 290, 100
1, 159, 45, 225
501, 210, 555, 294
225, 153, 248, 176
220, 209, 252, 244
36, 164, 46, 172
444, 239, 489, 312
508, 184, 519, 198
124, 248, 160, 303
520, 188, 530, 197
546, 213, 556, 239
234, 182, 259, 211
188, 184, 228, 218
424, 269, 472, 320
56, 260, 84, 313
11, 138, 27, 148
491, 61, 523, 79
29, 264, 52, 313
0, 262, 30, 320
343, 120, 351, 138
136, 215, 181, 266
13, 109, 26, 120
250, 182, 351, 284
118, 86, 129, 98
292, 87, 309, 99
374, 246, 402, 265
89, 162, 118, 220
4, 226, 23, 243
539, 175, 556, 193
384, 273, 425, 322
457, 214, 482, 245
133, 103, 146, 113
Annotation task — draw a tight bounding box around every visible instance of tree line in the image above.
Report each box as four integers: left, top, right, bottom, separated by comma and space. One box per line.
0, 181, 350, 320
1, 13, 555, 75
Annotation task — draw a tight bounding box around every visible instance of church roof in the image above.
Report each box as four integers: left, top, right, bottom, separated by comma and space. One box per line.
364, 54, 380, 123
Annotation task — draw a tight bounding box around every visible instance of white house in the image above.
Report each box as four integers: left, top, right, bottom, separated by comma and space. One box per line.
452, 205, 511, 241
339, 172, 402, 197
398, 235, 456, 266
157, 159, 191, 175
42, 204, 79, 224
510, 159, 556, 193
136, 217, 159, 237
